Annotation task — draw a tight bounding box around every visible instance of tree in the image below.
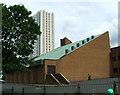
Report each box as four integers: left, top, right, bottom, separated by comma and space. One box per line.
2, 4, 41, 74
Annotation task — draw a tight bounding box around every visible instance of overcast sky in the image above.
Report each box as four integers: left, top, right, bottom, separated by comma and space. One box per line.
0, 0, 118, 48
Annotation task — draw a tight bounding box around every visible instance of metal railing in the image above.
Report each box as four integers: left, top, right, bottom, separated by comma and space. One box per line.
2, 81, 120, 95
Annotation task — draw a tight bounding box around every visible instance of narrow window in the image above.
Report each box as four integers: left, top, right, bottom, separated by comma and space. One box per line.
112, 57, 116, 62
65, 49, 68, 54
71, 46, 74, 50
113, 68, 118, 73
77, 43, 80, 47
91, 35, 94, 39
87, 38, 89, 41
82, 40, 84, 44
118, 56, 120, 61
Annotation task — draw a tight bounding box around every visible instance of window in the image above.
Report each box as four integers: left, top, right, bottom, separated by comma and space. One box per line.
76, 43, 80, 47
47, 65, 56, 75
113, 68, 118, 73
112, 57, 116, 62
71, 46, 74, 50
61, 39, 65, 46
91, 35, 94, 39
82, 40, 84, 44
87, 38, 89, 41
65, 49, 68, 54
118, 56, 120, 61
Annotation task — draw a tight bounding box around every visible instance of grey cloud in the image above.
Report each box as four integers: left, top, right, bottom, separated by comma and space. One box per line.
1, 1, 117, 48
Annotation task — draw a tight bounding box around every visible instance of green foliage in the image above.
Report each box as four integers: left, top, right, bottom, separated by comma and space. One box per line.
2, 4, 41, 74
2, 73, 5, 80
88, 74, 91, 80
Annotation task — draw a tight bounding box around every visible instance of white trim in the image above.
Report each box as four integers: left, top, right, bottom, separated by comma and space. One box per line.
60, 73, 70, 83
50, 74, 60, 84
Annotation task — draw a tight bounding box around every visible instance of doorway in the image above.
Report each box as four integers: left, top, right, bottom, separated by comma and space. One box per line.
47, 65, 56, 75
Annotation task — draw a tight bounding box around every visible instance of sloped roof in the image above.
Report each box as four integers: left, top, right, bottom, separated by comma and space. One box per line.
34, 32, 104, 62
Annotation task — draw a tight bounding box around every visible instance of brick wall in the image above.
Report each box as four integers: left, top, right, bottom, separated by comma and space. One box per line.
5, 65, 45, 84
57, 32, 110, 82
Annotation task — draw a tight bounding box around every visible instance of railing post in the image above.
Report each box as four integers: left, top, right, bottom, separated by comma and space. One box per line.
11, 86, 14, 94
77, 83, 80, 94
44, 85, 46, 95
44, 80, 46, 95
22, 88, 24, 95
113, 81, 116, 94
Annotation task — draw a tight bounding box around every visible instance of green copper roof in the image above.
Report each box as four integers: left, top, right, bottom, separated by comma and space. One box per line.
34, 33, 104, 62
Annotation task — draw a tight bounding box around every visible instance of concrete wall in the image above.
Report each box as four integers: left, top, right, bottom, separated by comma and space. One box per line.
57, 32, 110, 82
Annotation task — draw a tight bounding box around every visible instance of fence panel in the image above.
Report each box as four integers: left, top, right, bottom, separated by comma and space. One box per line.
2, 81, 120, 94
